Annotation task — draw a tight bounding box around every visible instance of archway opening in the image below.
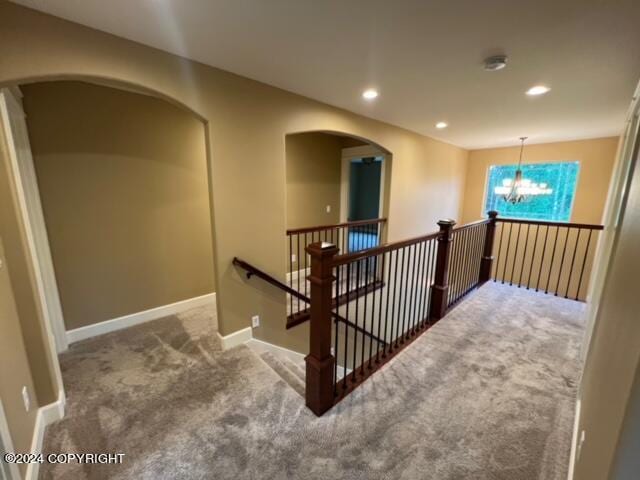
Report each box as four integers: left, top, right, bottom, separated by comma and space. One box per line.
0, 79, 218, 407
283, 130, 393, 322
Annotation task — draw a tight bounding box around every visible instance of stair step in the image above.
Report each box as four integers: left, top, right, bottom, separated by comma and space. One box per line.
259, 351, 305, 397
280, 355, 306, 383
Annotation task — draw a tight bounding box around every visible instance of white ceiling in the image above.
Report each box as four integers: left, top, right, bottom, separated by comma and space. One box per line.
12, 0, 640, 149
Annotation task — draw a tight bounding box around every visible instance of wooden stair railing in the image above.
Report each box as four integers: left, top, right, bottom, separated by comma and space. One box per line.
304, 211, 605, 415
491, 216, 603, 300
235, 212, 604, 416
232, 257, 387, 348
286, 218, 387, 325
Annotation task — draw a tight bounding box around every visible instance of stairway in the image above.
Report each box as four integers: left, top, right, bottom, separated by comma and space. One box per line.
255, 350, 306, 397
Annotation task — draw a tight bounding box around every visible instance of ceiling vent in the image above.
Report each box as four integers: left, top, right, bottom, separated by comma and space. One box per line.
484, 55, 508, 71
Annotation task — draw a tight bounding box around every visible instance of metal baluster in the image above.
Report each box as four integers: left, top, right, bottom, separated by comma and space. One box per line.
518, 224, 531, 287
289, 234, 293, 316
415, 240, 426, 331
376, 251, 386, 362
392, 247, 402, 348
352, 259, 361, 380
575, 230, 593, 300
502, 223, 513, 284
536, 226, 550, 292
406, 243, 417, 335
494, 222, 505, 281
545, 227, 560, 294
527, 225, 540, 290
383, 249, 395, 355
333, 264, 340, 396
368, 255, 377, 368
361, 254, 369, 374
343, 262, 350, 389
509, 224, 522, 286
565, 229, 581, 298
554, 227, 570, 296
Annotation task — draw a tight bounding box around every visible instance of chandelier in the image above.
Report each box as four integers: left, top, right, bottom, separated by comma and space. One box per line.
494, 137, 553, 204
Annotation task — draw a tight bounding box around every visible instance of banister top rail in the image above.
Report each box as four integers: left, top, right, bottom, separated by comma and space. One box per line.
497, 217, 604, 230
452, 218, 490, 232
286, 217, 387, 235
233, 257, 308, 301
332, 230, 440, 266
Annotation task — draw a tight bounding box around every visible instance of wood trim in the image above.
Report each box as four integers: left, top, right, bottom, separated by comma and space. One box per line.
286, 217, 387, 235
0, 89, 66, 404
25, 392, 65, 480
0, 400, 21, 480
333, 231, 439, 265
497, 217, 604, 230
233, 257, 308, 301
217, 326, 252, 350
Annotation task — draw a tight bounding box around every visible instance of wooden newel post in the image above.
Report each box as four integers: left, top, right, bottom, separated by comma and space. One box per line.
305, 241, 338, 416
429, 219, 456, 321
479, 211, 498, 285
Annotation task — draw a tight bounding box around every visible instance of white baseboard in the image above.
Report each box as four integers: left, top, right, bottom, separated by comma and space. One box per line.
566, 398, 582, 480
246, 338, 306, 364
217, 326, 253, 350
286, 267, 310, 284
66, 292, 216, 344
25, 391, 65, 480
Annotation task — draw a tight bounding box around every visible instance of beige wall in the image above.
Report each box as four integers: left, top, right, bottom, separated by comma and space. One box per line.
461, 137, 619, 224
286, 132, 343, 230
0, 1, 468, 365
573, 127, 640, 479
0, 237, 37, 476
0, 108, 57, 407
21, 81, 215, 330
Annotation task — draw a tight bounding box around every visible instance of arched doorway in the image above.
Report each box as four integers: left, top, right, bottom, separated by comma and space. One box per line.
283, 130, 393, 324
0, 77, 218, 410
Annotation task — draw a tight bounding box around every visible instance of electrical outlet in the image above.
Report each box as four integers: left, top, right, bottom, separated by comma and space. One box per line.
326, 205, 331, 213
251, 315, 260, 328
291, 253, 296, 263
22, 386, 30, 412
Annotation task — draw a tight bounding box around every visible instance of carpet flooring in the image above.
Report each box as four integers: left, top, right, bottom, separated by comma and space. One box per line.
40, 282, 585, 480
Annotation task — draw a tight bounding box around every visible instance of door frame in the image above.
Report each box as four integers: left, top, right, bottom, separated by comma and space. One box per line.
0, 400, 20, 480
0, 87, 66, 403
340, 145, 388, 223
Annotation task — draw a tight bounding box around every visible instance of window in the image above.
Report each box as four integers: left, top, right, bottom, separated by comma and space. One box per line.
484, 162, 580, 221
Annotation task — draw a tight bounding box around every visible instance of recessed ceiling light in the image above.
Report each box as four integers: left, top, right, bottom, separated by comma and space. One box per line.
362, 89, 379, 100
436, 122, 448, 129
526, 85, 551, 96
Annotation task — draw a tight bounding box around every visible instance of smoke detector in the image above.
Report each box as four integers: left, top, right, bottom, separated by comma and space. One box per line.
484, 55, 508, 71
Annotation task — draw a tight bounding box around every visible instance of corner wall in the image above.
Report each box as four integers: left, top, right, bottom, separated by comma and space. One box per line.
21, 81, 215, 331
0, 1, 468, 363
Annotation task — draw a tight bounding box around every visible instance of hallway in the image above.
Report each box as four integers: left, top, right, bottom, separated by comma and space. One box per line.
41, 283, 585, 480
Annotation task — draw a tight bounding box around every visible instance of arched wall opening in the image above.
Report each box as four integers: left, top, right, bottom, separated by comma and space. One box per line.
0, 77, 219, 412
284, 130, 393, 234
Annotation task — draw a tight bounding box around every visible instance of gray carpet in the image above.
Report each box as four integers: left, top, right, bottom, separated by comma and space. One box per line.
40, 283, 585, 480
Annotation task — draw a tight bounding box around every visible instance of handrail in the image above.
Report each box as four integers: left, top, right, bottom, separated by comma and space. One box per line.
233, 258, 307, 301
232, 257, 386, 346
333, 218, 495, 266
497, 217, 603, 230
286, 217, 387, 235
333, 230, 440, 266
452, 218, 490, 232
